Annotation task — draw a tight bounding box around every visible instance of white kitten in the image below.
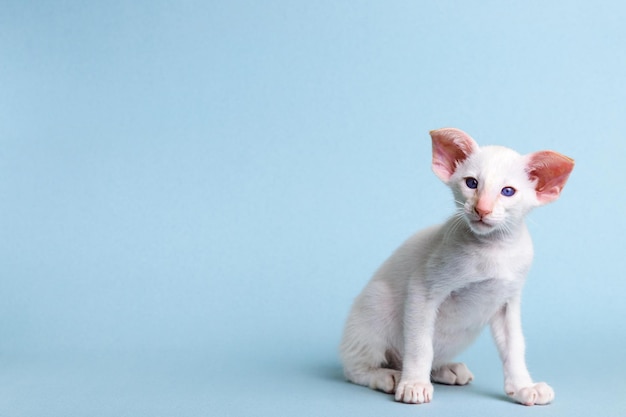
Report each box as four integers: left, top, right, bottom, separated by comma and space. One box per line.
339, 128, 574, 406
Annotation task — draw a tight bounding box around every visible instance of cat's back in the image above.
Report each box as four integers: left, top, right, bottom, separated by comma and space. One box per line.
351, 224, 445, 327
370, 223, 445, 285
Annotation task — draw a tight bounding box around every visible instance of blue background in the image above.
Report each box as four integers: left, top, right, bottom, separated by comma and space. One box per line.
1, 1, 625, 416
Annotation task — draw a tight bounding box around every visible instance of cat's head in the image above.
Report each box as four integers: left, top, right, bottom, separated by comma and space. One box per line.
430, 128, 574, 236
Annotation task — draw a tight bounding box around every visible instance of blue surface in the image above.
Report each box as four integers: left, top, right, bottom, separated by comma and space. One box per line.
1, 1, 625, 416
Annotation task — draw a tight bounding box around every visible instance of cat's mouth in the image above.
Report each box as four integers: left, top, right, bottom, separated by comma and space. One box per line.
468, 217, 496, 233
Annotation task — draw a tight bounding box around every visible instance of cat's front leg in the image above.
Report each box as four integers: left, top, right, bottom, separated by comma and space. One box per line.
395, 292, 437, 404
490, 297, 554, 406
507, 382, 554, 406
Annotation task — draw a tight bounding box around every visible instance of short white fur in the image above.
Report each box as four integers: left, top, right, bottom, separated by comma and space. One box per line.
339, 128, 574, 406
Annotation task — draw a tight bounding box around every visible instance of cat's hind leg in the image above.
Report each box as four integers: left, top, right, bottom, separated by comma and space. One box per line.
344, 365, 401, 393
340, 281, 403, 394
341, 332, 401, 393
431, 363, 474, 385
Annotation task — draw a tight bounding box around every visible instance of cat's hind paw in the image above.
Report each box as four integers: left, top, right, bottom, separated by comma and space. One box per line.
394, 380, 434, 404
431, 362, 474, 385
507, 382, 554, 406
369, 369, 400, 393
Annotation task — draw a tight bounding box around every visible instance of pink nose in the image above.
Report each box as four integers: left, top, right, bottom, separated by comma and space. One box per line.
474, 205, 492, 218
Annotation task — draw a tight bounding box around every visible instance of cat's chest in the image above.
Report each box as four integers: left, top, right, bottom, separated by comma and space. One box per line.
434, 240, 533, 288
436, 278, 519, 328
465, 248, 528, 281
448, 277, 518, 306
426, 242, 531, 321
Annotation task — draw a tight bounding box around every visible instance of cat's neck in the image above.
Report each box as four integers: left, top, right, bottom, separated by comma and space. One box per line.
445, 217, 529, 247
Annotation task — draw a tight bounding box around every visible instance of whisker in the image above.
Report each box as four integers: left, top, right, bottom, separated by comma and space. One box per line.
453, 199, 467, 209
498, 222, 513, 240
443, 210, 466, 244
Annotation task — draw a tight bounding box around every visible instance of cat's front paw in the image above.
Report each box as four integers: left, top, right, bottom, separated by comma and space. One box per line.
394, 380, 434, 404
506, 382, 554, 406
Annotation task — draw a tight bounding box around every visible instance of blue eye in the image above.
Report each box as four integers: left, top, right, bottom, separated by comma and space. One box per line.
501, 187, 516, 197
465, 177, 478, 189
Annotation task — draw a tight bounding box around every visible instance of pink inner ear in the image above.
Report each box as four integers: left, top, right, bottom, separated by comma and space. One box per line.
526, 151, 575, 204
430, 128, 478, 182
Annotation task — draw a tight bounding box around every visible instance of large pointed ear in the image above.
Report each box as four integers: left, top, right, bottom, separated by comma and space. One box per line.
526, 151, 575, 205
430, 128, 479, 182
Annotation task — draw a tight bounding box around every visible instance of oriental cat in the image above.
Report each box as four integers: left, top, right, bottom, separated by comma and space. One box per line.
340, 128, 574, 406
